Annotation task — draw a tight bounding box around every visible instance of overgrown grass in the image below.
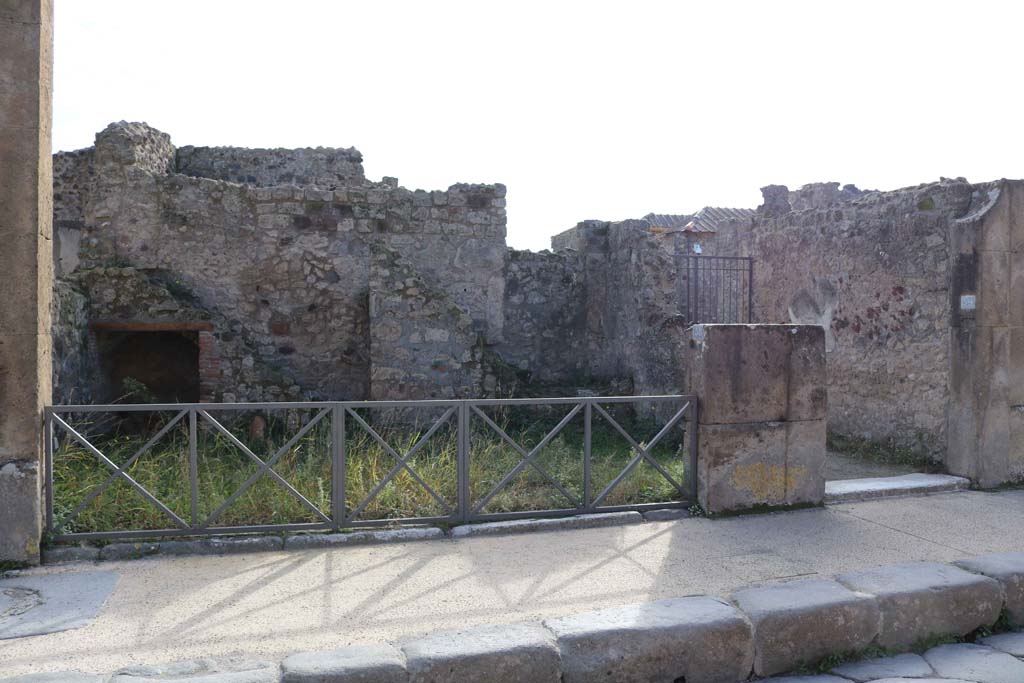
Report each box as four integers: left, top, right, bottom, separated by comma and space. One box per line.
51, 405, 690, 535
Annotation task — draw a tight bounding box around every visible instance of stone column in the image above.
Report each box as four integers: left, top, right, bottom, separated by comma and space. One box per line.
946, 180, 1024, 487
0, 0, 54, 563
686, 324, 827, 515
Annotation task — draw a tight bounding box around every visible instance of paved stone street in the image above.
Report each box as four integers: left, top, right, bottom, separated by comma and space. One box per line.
767, 633, 1024, 682
1, 489, 1023, 677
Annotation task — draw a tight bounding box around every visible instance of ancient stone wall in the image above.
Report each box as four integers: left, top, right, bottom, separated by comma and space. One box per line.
176, 145, 366, 188
498, 249, 586, 387
719, 179, 976, 457
52, 122, 506, 403
534, 219, 690, 404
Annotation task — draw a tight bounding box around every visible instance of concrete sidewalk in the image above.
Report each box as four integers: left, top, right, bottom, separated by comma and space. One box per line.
2, 489, 1023, 677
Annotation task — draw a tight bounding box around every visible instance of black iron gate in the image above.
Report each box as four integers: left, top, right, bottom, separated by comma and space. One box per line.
682, 255, 754, 324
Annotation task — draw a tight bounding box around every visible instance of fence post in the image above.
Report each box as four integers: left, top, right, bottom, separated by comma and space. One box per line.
189, 408, 198, 528
332, 405, 345, 529
457, 402, 469, 523
44, 409, 53, 536
583, 401, 592, 511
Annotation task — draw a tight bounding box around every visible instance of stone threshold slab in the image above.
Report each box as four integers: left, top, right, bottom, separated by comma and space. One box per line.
825, 473, 970, 504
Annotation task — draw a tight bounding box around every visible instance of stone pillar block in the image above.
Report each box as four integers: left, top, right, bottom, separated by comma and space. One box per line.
947, 181, 1024, 487
0, 0, 53, 564
687, 324, 826, 514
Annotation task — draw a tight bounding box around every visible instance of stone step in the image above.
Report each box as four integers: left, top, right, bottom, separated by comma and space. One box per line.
825, 473, 970, 504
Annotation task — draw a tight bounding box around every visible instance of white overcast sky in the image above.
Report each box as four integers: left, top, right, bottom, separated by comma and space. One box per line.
54, 0, 1024, 250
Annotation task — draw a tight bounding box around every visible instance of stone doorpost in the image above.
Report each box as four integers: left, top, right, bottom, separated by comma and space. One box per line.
0, 0, 54, 563
686, 324, 827, 515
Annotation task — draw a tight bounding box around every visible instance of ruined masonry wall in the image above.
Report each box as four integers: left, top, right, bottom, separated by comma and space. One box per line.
175, 145, 367, 188
723, 180, 976, 456
498, 249, 586, 386
52, 122, 506, 403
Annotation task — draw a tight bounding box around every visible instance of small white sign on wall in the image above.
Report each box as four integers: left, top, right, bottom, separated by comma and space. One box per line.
960, 294, 977, 311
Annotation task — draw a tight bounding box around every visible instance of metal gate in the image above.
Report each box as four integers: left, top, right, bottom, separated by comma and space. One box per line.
44, 394, 697, 542
682, 255, 754, 324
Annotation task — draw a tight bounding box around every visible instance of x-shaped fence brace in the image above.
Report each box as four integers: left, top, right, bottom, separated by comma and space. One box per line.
198, 408, 332, 528
470, 399, 691, 514
345, 406, 455, 519
50, 411, 191, 531
471, 403, 584, 514
589, 401, 690, 507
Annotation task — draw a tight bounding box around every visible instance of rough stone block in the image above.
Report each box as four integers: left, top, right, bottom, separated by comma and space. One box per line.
698, 421, 787, 514
732, 578, 880, 676
784, 419, 826, 506
110, 659, 278, 683
281, 644, 407, 683
954, 552, 1024, 626
687, 324, 790, 424
785, 325, 828, 421
0, 331, 51, 459
836, 562, 1002, 648
642, 508, 690, 522
401, 623, 559, 683
830, 653, 934, 682
545, 596, 753, 683
0, 459, 42, 564
922, 642, 1024, 683
99, 541, 160, 561
159, 536, 284, 557
978, 249, 1010, 327
450, 512, 642, 538
283, 527, 444, 550
41, 545, 100, 565
1010, 251, 1024, 327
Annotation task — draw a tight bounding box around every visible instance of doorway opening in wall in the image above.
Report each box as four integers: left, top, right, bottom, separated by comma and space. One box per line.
92, 323, 203, 404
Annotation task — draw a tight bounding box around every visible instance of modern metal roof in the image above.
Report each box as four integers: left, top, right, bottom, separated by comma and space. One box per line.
643, 207, 755, 234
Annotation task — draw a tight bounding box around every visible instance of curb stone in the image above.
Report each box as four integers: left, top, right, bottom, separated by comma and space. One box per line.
99, 541, 160, 561
281, 644, 407, 683
836, 561, 1003, 649
732, 578, 880, 677
400, 623, 560, 683
642, 508, 691, 521
953, 552, 1024, 625
544, 596, 753, 683
450, 511, 642, 538
40, 545, 100, 564
283, 527, 444, 550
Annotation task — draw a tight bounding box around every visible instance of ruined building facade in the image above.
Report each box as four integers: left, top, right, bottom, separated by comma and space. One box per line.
51, 123, 1023, 483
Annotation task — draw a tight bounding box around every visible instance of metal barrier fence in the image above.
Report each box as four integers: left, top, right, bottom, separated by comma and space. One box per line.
44, 395, 697, 541
682, 255, 754, 324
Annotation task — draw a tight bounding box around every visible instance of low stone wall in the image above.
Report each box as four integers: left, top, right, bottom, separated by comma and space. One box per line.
17, 551, 1024, 682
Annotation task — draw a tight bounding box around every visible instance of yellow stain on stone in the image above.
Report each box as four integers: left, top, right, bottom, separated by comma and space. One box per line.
729, 463, 808, 500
